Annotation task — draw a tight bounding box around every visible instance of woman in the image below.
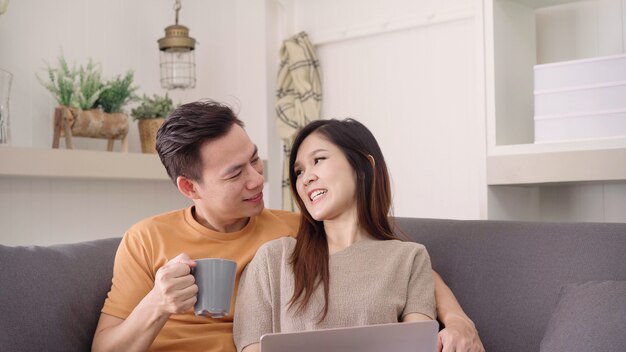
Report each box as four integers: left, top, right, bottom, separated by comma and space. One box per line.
233, 118, 435, 352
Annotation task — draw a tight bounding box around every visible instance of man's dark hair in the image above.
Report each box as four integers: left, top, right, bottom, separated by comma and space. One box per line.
156, 100, 244, 184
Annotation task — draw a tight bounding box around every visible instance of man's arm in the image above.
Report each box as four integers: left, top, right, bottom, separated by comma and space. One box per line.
433, 271, 485, 352
92, 253, 198, 352
242, 343, 260, 352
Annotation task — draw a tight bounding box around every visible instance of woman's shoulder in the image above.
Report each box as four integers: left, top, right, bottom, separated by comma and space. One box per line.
377, 239, 428, 255
256, 236, 297, 260
246, 237, 296, 275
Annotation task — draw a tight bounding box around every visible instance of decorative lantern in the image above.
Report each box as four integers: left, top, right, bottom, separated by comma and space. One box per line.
158, 0, 196, 90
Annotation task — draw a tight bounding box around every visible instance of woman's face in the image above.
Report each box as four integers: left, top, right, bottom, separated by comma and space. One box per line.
293, 133, 358, 222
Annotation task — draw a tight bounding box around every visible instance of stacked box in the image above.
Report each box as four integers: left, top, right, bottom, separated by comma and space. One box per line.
534, 53, 626, 143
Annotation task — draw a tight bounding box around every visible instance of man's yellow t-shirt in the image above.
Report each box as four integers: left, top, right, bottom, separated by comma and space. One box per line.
101, 206, 299, 351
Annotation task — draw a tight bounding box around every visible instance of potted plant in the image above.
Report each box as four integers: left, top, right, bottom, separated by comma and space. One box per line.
38, 54, 138, 152
131, 93, 175, 153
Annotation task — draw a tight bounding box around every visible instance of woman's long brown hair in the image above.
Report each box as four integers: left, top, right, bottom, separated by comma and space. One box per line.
288, 118, 398, 321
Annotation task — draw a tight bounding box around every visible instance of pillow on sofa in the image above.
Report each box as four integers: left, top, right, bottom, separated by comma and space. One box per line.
539, 280, 626, 352
0, 238, 121, 352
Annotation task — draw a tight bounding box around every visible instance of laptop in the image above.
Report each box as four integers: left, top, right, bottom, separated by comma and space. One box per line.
260, 320, 439, 352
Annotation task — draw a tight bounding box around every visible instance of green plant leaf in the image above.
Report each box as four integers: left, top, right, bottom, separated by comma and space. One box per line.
97, 71, 138, 113
76, 59, 105, 109
130, 93, 176, 120
36, 53, 78, 107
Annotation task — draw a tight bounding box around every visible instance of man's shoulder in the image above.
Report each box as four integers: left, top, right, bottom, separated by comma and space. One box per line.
264, 208, 299, 221
127, 207, 189, 235
258, 208, 300, 232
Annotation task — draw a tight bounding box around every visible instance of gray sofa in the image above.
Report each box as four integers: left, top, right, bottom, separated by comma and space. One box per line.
1, 218, 625, 352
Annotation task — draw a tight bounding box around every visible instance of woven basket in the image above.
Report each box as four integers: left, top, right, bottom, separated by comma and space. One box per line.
138, 118, 165, 153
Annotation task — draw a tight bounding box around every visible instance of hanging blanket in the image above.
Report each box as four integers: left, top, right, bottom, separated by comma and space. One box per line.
275, 31, 322, 211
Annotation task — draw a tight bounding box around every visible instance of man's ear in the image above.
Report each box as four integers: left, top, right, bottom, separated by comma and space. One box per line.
176, 176, 200, 199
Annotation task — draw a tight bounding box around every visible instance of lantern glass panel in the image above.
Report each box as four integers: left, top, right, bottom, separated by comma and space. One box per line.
160, 49, 196, 89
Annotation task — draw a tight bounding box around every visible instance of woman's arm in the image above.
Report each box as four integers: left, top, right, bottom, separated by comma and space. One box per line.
402, 312, 432, 322
433, 271, 485, 352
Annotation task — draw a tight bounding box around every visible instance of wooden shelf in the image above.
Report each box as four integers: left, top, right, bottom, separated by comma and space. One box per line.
487, 145, 626, 185
0, 147, 170, 181
513, 0, 579, 8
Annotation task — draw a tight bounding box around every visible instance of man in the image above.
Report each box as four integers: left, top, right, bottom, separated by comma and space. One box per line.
92, 100, 484, 352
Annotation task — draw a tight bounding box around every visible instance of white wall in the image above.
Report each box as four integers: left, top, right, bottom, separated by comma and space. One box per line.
489, 182, 626, 223
0, 0, 268, 151
2, 0, 622, 245
0, 0, 281, 245
0, 0, 489, 246
536, 0, 626, 64
287, 0, 486, 219
494, 0, 536, 145
0, 177, 190, 245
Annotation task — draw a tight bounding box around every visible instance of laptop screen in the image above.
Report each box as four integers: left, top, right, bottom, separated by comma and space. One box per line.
260, 320, 439, 352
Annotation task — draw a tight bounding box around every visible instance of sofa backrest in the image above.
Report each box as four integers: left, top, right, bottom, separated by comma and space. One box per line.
394, 218, 626, 352
2, 220, 625, 352
0, 237, 121, 352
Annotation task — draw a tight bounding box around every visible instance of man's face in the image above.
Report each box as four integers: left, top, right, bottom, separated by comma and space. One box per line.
188, 124, 265, 231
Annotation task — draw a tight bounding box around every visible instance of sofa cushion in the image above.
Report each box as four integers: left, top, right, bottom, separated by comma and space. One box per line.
0, 237, 121, 352
539, 280, 626, 352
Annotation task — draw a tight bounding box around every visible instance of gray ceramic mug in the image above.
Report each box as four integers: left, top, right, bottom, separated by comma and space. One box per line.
192, 258, 237, 318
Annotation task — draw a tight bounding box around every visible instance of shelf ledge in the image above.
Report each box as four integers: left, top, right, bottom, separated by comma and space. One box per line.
487, 147, 626, 185
0, 147, 170, 181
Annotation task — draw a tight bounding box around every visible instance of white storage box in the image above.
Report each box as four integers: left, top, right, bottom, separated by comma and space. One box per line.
534, 54, 626, 143
535, 110, 626, 142
534, 54, 626, 91
535, 82, 626, 116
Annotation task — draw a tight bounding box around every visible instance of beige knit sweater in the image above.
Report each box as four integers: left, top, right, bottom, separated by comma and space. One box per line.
233, 237, 436, 352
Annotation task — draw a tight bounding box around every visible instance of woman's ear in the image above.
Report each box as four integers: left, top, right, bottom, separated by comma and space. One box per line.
176, 176, 200, 199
